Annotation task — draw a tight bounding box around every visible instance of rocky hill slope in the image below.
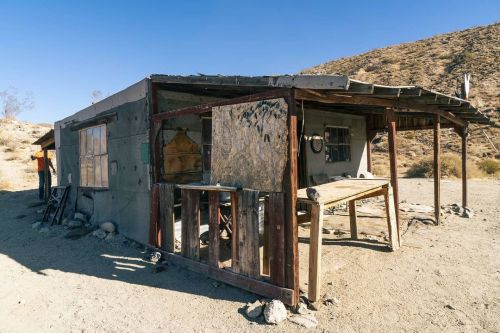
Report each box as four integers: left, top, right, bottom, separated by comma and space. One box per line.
303, 23, 499, 177
0, 119, 54, 190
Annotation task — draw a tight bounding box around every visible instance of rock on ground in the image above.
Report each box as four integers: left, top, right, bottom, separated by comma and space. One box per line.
92, 229, 107, 239
245, 300, 263, 319
100, 222, 116, 233
32, 221, 42, 229
263, 300, 287, 324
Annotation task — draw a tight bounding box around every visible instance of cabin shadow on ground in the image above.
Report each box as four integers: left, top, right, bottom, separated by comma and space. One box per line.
0, 189, 257, 305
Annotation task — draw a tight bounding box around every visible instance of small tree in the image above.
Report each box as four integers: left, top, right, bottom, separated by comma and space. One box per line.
91, 90, 103, 104
0, 87, 34, 119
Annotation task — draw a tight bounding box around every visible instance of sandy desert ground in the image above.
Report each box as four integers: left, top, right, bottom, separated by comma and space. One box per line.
0, 178, 499, 333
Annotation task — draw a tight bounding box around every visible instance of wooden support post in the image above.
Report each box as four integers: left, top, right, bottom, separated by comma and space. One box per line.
263, 196, 270, 276
384, 186, 401, 250
308, 203, 324, 303
43, 149, 49, 202
230, 191, 240, 271
349, 200, 358, 240
461, 127, 468, 208
158, 183, 175, 251
235, 189, 260, 278
434, 115, 441, 225
385, 108, 400, 228
208, 191, 220, 268
148, 184, 159, 246
268, 192, 285, 286
284, 89, 299, 305
181, 189, 201, 260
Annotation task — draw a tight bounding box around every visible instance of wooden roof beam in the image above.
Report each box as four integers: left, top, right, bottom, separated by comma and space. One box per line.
295, 89, 467, 127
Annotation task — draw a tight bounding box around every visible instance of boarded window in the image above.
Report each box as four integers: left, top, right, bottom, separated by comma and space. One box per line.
79, 124, 109, 188
324, 126, 351, 163
211, 98, 288, 192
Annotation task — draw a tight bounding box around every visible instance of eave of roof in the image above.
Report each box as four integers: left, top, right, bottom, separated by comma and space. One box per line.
150, 74, 491, 125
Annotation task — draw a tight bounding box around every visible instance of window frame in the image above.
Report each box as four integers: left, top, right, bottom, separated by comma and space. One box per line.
79, 124, 109, 188
324, 125, 351, 163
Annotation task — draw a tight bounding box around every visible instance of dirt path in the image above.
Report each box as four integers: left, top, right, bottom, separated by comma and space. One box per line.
0, 179, 499, 332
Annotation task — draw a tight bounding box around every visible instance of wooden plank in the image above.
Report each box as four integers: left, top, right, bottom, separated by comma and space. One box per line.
284, 89, 299, 305
349, 200, 358, 240
384, 187, 401, 250
230, 191, 240, 271
297, 179, 390, 205
148, 184, 159, 246
268, 192, 286, 286
386, 109, 400, 228
263, 197, 270, 275
434, 115, 441, 225
308, 203, 324, 303
208, 191, 220, 267
236, 189, 260, 278
153, 249, 295, 305
43, 149, 49, 202
176, 184, 238, 192
181, 189, 200, 260
462, 128, 468, 208
159, 183, 176, 252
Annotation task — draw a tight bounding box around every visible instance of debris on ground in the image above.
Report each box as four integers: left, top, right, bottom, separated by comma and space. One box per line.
463, 207, 474, 218
73, 212, 87, 222
400, 203, 434, 213
92, 229, 107, 239
67, 219, 83, 229
32, 221, 42, 229
263, 300, 287, 324
245, 300, 263, 319
39, 227, 49, 233
288, 314, 319, 328
323, 293, 340, 306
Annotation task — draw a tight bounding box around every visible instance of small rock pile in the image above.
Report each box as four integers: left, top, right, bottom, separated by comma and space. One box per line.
244, 299, 319, 328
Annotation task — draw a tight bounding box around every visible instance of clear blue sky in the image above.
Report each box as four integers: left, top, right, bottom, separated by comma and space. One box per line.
0, 0, 497, 124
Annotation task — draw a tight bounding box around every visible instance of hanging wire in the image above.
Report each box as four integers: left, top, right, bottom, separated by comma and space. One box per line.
298, 99, 305, 157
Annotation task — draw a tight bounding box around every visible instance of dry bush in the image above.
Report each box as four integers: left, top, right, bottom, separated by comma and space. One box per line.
372, 163, 390, 177
407, 153, 484, 178
478, 159, 500, 175
0, 171, 13, 190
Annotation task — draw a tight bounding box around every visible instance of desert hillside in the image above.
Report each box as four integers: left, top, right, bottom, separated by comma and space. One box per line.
303, 23, 499, 177
0, 119, 55, 190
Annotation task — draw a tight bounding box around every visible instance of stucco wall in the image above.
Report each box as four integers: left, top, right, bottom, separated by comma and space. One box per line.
304, 108, 367, 183
56, 96, 151, 243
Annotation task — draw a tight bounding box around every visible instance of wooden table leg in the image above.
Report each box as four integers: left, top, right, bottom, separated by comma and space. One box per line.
384, 187, 401, 250
349, 200, 358, 240
308, 203, 324, 303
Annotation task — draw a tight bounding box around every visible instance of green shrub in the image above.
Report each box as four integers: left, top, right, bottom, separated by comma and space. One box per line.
478, 159, 500, 175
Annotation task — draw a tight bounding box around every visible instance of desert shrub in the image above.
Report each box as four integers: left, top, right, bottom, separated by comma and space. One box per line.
372, 163, 390, 177
478, 159, 500, 175
407, 153, 483, 178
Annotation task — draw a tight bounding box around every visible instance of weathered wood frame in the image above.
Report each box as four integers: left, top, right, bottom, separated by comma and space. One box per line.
148, 88, 300, 305
298, 182, 400, 304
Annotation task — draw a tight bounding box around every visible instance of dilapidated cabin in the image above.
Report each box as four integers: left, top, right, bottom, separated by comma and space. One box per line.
55, 74, 490, 305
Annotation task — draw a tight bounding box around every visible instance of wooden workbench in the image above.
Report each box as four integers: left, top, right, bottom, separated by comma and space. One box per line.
297, 179, 401, 303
